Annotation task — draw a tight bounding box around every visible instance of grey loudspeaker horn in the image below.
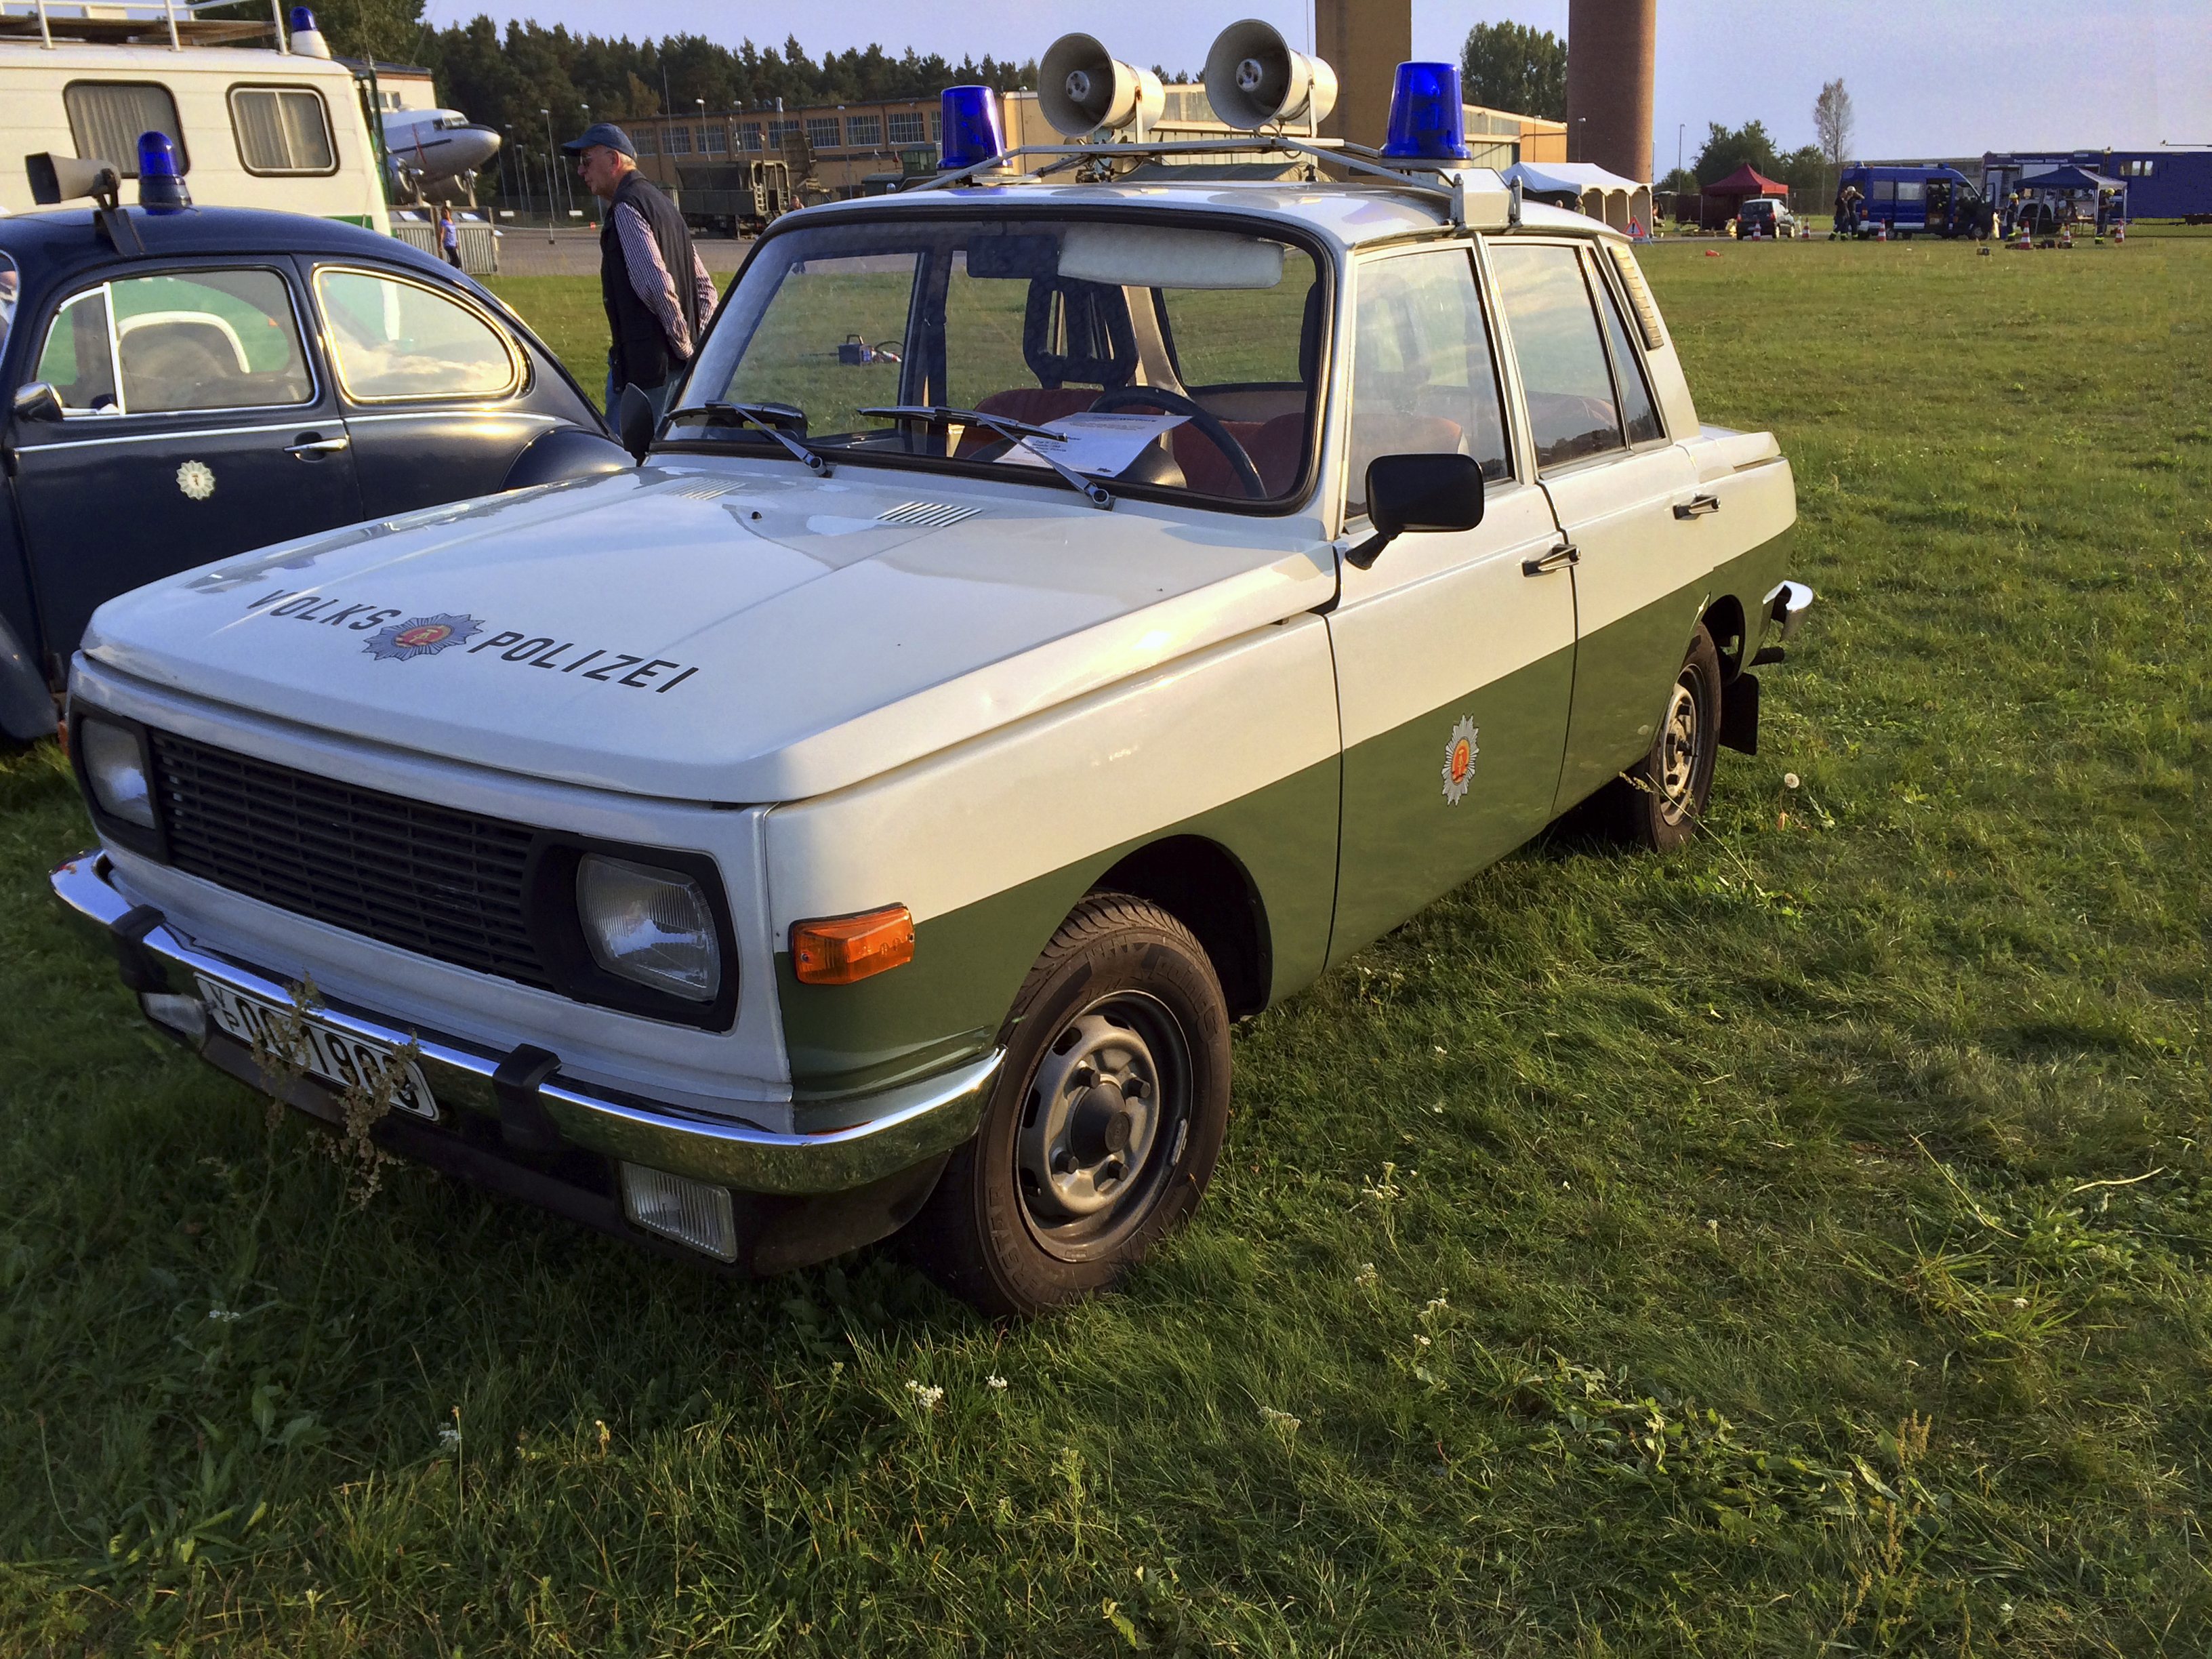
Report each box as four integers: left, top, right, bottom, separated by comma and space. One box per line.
1202, 19, 1338, 132
26, 152, 121, 206
1039, 33, 1165, 138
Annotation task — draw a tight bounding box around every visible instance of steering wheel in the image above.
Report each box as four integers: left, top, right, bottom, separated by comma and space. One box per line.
1086, 386, 1267, 499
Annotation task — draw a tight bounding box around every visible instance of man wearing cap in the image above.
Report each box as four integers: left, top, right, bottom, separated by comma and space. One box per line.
562, 122, 718, 422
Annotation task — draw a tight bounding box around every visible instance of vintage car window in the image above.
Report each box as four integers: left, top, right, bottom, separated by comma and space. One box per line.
0, 253, 17, 361
1345, 247, 1511, 517
1589, 257, 1664, 445
106, 269, 313, 413
35, 289, 119, 413
64, 81, 188, 178
684, 216, 1324, 506
1490, 241, 1625, 472
314, 268, 520, 401
229, 86, 337, 176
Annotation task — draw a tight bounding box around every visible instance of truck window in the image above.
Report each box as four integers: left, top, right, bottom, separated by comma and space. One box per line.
1490, 241, 1623, 472
230, 87, 336, 176
1346, 247, 1511, 515
63, 82, 187, 178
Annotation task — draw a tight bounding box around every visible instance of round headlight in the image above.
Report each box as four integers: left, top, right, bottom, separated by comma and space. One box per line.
80, 718, 156, 830
575, 854, 721, 1002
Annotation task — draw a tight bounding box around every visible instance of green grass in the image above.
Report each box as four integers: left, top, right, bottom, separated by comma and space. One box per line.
3, 237, 2205, 1654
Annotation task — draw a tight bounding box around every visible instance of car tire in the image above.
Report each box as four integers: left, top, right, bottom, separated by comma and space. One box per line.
1612, 625, 1724, 853
907, 893, 1230, 1317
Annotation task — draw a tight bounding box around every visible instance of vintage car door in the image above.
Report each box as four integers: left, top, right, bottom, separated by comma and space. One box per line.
1488, 239, 1708, 815
10, 263, 363, 663
1325, 243, 1576, 964
307, 263, 563, 516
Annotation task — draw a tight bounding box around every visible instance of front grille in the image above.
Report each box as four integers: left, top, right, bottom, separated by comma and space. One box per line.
148, 730, 554, 990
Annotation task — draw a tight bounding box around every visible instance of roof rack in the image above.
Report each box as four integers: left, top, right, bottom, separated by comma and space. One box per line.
0, 0, 289, 51
914, 135, 1519, 229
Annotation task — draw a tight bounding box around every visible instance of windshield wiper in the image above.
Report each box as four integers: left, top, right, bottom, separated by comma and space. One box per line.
860, 405, 1113, 510
661, 401, 833, 475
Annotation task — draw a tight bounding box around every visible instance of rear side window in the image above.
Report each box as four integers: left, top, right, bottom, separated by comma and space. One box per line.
1490, 241, 1623, 471
64, 81, 187, 177
1347, 247, 1512, 514
37, 269, 312, 413
230, 86, 336, 175
1592, 267, 1664, 445
314, 268, 520, 401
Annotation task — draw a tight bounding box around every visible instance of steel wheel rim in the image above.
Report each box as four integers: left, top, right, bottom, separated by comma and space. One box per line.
1013, 990, 1191, 1262
1656, 677, 1701, 825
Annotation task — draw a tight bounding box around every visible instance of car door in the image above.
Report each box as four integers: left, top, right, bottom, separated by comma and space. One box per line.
1488, 240, 1706, 816
1325, 243, 1576, 965
308, 262, 562, 516
10, 262, 362, 661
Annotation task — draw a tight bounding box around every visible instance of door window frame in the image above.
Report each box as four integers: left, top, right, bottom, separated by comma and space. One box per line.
31, 264, 321, 419
1338, 234, 1526, 533
308, 264, 527, 405
1583, 245, 1671, 451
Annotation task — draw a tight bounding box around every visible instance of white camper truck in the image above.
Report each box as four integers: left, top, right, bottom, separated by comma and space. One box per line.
0, 1, 386, 229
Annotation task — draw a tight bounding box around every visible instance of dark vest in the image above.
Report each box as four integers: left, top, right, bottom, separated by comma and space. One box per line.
600, 171, 702, 392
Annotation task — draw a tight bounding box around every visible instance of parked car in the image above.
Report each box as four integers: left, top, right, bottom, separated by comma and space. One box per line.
52, 147, 1810, 1315
0, 198, 630, 738
1736, 197, 1795, 238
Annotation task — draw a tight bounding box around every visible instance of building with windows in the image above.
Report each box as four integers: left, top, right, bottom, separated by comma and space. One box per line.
1982, 149, 2211, 219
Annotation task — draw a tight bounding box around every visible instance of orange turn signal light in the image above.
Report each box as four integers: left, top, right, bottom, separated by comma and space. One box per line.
791, 905, 915, 986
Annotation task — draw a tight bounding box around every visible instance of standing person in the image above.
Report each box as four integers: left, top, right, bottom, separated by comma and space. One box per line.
437, 206, 462, 268
562, 122, 718, 422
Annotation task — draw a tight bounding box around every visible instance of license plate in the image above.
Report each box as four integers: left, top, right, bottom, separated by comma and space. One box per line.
197, 975, 439, 1121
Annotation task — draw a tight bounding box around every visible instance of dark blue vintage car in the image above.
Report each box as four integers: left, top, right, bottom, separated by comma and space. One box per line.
0, 200, 629, 741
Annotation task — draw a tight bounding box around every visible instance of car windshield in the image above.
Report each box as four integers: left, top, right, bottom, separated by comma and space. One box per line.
676, 216, 1324, 505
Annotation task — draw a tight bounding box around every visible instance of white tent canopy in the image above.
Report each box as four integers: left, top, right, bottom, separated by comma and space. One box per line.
1502, 161, 1653, 233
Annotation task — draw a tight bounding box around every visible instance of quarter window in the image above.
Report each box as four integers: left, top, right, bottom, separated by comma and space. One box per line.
1490, 241, 1626, 472
229, 86, 335, 175
314, 268, 519, 401
1346, 247, 1511, 514
36, 269, 311, 414
1591, 263, 1663, 445
63, 81, 187, 178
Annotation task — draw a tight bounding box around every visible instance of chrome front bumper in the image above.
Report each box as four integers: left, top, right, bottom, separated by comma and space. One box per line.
49, 851, 998, 1197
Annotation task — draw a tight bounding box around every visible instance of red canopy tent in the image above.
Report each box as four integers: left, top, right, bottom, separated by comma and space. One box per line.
1698, 164, 1789, 229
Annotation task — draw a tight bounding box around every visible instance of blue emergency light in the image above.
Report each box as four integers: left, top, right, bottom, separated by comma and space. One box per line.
939, 86, 1005, 171
290, 5, 313, 28
137, 131, 192, 212
1381, 62, 1471, 161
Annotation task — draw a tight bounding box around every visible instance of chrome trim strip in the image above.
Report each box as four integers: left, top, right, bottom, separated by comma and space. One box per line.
19, 422, 327, 453
49, 851, 996, 1196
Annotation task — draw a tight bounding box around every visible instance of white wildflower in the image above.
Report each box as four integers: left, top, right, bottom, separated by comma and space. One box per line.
1783, 773, 1801, 790
1354, 1263, 1378, 1288
905, 1380, 945, 1410
438, 1425, 461, 1450
1258, 1405, 1301, 1435
2011, 1296, 2028, 1309
986, 1374, 1008, 1392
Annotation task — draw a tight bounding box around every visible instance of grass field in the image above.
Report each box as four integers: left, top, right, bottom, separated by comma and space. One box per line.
1, 236, 2204, 1654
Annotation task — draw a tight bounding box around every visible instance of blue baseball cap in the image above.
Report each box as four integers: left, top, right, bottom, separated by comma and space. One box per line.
561, 122, 636, 158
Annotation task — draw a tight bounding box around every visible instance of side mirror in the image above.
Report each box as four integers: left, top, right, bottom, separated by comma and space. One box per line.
616, 382, 656, 463
12, 382, 65, 424
1344, 452, 1486, 570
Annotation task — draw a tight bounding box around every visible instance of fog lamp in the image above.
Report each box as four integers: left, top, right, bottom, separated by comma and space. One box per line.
620, 1163, 739, 1261
576, 855, 720, 1000
80, 718, 155, 828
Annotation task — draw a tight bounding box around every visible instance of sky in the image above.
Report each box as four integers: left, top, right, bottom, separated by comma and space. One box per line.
416, 0, 2212, 165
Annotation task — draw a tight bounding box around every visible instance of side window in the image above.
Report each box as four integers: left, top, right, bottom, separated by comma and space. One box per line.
0, 252, 20, 361
1591, 258, 1663, 445
1490, 241, 1624, 472
1346, 247, 1511, 516
230, 87, 336, 176
64, 81, 187, 177
36, 271, 310, 415
314, 269, 520, 401
36, 289, 119, 413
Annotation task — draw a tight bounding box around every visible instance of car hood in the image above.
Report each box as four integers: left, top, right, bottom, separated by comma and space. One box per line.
81, 462, 1336, 802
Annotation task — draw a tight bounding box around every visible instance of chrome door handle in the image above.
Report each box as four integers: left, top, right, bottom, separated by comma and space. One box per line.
1522, 541, 1578, 576
1673, 493, 1721, 518
285, 433, 350, 457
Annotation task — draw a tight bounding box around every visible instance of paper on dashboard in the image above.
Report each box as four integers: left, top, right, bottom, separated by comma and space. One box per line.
999, 411, 1188, 477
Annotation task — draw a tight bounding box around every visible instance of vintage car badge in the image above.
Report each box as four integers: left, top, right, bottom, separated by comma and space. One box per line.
1441, 716, 1479, 805
363, 613, 483, 661
176, 460, 216, 501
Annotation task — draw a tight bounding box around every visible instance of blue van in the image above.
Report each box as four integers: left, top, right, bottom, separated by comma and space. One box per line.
1839, 165, 1992, 239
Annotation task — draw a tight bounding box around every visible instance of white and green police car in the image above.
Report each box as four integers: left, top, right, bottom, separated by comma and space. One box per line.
52, 126, 1809, 1315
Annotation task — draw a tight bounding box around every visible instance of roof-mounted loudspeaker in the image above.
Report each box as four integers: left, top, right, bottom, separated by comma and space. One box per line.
1203, 19, 1337, 132
26, 152, 120, 207
1039, 33, 1165, 138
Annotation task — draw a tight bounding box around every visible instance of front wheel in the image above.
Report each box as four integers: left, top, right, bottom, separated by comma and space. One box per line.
907, 893, 1230, 1316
